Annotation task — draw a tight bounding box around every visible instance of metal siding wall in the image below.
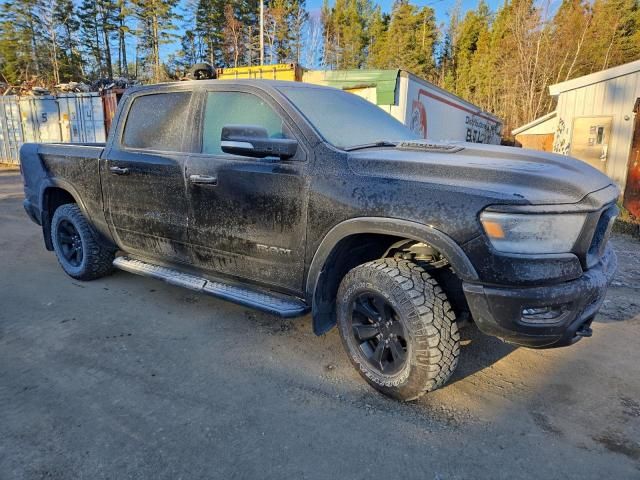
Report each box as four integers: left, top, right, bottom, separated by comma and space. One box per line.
575, 88, 586, 117
554, 70, 640, 187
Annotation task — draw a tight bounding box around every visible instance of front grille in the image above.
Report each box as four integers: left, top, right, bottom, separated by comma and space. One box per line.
586, 204, 618, 267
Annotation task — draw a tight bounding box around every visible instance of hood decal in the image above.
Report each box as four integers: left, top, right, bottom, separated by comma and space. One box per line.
396, 140, 464, 153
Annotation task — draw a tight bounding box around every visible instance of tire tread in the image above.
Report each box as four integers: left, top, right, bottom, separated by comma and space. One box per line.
51, 204, 115, 281
338, 257, 460, 401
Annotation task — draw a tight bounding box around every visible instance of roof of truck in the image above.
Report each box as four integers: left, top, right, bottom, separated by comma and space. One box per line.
128, 79, 320, 93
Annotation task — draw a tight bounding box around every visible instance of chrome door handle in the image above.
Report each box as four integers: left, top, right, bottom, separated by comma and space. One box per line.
109, 166, 130, 175
189, 174, 218, 185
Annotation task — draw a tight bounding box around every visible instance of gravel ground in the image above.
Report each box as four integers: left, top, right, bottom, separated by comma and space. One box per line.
1, 169, 639, 479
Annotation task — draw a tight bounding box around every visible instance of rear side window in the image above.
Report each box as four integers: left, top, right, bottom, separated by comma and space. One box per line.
202, 92, 286, 154
122, 92, 191, 151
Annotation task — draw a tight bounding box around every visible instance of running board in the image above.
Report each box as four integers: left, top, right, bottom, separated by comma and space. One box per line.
113, 256, 309, 318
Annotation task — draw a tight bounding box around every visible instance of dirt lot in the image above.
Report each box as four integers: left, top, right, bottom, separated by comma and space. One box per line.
1, 168, 639, 479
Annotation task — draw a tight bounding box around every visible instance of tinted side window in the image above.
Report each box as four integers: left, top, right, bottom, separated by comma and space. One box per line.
202, 92, 286, 155
123, 92, 191, 151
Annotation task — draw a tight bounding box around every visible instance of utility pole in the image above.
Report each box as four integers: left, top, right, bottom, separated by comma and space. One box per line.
259, 0, 264, 66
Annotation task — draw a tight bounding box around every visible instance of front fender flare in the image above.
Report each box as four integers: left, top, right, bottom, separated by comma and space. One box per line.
305, 217, 479, 335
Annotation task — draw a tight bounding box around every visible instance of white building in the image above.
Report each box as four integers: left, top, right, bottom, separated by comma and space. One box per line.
513, 60, 640, 216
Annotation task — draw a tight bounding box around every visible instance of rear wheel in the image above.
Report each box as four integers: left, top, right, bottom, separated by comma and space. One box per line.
51, 204, 115, 280
337, 258, 460, 401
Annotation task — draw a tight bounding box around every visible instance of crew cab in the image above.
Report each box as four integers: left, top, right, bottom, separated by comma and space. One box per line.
20, 80, 619, 401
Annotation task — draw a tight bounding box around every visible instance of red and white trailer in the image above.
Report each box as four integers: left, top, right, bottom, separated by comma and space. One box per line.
303, 68, 503, 144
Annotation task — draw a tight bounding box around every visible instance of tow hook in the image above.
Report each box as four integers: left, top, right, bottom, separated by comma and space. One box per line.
575, 324, 593, 338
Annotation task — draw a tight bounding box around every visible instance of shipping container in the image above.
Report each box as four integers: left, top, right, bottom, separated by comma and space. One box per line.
0, 96, 23, 164
216, 63, 303, 82
0, 92, 109, 164
303, 69, 503, 144
19, 96, 62, 143
57, 93, 106, 143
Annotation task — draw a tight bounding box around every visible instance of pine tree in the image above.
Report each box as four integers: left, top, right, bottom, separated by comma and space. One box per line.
366, 6, 388, 68
367, 0, 437, 79
78, 0, 105, 77
194, 0, 225, 66
436, 3, 460, 91
322, 0, 374, 69
586, 0, 640, 71
547, 0, 592, 82
0, 1, 37, 83
1, 0, 45, 82
131, 0, 181, 81
223, 2, 243, 66
264, 0, 307, 63
95, 0, 119, 78
53, 0, 83, 80
116, 0, 132, 76
452, 1, 489, 98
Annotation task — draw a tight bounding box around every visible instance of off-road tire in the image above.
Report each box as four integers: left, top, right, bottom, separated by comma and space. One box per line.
51, 203, 115, 280
337, 258, 460, 401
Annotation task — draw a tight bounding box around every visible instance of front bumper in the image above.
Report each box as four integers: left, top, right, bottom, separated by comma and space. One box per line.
463, 245, 617, 348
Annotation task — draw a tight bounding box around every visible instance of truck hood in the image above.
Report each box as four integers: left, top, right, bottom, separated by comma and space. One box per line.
347, 142, 616, 206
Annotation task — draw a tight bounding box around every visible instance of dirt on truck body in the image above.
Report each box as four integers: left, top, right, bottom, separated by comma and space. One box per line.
20, 79, 619, 401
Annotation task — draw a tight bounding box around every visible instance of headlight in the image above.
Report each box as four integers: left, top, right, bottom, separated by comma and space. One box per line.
480, 211, 586, 254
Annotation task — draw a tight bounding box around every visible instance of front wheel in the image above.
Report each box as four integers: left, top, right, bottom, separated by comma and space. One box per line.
337, 258, 460, 401
51, 203, 115, 281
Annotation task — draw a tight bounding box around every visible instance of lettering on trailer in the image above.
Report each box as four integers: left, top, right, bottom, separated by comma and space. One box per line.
465, 116, 501, 144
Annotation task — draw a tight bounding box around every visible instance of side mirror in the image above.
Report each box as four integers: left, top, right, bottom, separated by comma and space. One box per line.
221, 125, 298, 160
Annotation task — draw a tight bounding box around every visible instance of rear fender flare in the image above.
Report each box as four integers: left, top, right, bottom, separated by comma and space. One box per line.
39, 179, 94, 250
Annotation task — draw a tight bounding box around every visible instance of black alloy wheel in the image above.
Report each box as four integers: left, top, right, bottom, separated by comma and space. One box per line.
349, 292, 408, 375
337, 258, 461, 401
56, 219, 84, 267
50, 203, 115, 280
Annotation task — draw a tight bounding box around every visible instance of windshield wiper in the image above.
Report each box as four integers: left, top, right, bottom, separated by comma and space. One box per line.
343, 141, 398, 152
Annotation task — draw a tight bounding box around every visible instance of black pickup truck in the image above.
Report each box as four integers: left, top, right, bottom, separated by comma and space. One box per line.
20, 80, 619, 401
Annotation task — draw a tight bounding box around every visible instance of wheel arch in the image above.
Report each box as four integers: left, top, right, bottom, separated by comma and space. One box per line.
40, 181, 89, 251
305, 217, 479, 336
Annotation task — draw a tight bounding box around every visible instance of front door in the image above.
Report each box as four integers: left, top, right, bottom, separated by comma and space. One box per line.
570, 116, 613, 173
185, 89, 309, 293
102, 90, 194, 263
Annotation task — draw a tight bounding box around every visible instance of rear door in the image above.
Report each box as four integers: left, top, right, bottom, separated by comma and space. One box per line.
184, 87, 310, 293
102, 89, 195, 263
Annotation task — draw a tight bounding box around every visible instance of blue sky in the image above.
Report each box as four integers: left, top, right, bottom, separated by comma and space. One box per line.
305, 0, 503, 26
159, 0, 505, 65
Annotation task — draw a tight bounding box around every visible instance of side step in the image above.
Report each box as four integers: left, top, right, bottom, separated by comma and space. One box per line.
113, 256, 309, 318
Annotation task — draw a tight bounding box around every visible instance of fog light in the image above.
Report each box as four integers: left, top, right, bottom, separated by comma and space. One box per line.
521, 306, 566, 324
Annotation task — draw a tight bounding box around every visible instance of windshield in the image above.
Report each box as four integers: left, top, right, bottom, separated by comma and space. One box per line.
277, 86, 419, 150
